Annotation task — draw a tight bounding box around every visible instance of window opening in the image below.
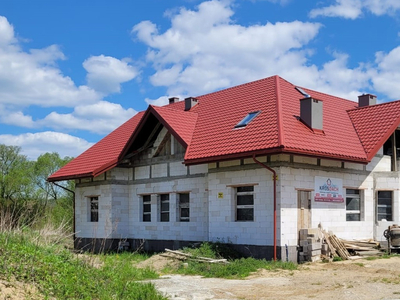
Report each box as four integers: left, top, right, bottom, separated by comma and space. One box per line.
142, 195, 151, 222
178, 193, 190, 222
235, 111, 260, 128
89, 196, 98, 222
346, 189, 361, 221
377, 191, 393, 221
160, 194, 170, 222
236, 186, 254, 221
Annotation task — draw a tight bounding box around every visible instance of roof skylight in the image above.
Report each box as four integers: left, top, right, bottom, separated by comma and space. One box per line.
295, 86, 310, 98
235, 111, 260, 128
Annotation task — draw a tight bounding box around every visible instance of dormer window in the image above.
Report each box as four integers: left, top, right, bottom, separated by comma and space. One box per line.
235, 111, 260, 128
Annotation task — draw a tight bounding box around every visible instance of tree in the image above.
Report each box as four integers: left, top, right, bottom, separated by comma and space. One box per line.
0, 144, 34, 203
33, 152, 73, 203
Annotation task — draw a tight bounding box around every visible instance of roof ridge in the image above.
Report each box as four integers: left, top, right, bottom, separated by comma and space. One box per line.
301, 86, 357, 105
152, 104, 198, 115
275, 75, 284, 147
195, 75, 278, 99
347, 98, 400, 112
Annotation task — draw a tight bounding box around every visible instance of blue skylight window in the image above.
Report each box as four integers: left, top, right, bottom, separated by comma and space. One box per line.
235, 111, 260, 128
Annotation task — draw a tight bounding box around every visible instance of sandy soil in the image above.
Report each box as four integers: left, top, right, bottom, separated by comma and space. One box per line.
4, 254, 400, 299
0, 279, 42, 300
148, 256, 400, 300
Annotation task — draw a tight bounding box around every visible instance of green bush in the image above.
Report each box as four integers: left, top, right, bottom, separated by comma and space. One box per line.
176, 242, 297, 278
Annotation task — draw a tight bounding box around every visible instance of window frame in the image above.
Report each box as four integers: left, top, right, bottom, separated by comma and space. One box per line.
142, 195, 151, 222
159, 194, 170, 222
234, 111, 261, 128
178, 193, 190, 222
377, 191, 393, 221
345, 189, 362, 221
89, 196, 99, 222
235, 186, 254, 222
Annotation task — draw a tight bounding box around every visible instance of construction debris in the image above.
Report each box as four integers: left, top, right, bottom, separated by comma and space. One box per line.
299, 227, 380, 262
161, 249, 229, 264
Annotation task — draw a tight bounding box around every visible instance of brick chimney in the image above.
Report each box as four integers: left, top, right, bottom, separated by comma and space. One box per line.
184, 97, 198, 111
358, 94, 376, 107
300, 97, 323, 131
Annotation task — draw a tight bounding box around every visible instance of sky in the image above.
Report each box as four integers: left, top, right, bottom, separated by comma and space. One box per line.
1, 0, 400, 160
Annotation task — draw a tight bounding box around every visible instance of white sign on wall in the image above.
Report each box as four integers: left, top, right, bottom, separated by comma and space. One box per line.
314, 176, 344, 203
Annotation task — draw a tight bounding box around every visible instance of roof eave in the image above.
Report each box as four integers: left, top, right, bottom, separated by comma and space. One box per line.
47, 172, 93, 182
184, 147, 368, 166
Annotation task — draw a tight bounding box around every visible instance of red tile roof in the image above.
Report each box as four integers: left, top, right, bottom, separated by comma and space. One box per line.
348, 101, 400, 160
48, 112, 144, 182
48, 75, 400, 181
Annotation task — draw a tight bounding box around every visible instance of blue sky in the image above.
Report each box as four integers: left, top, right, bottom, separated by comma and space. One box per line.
1, 0, 400, 159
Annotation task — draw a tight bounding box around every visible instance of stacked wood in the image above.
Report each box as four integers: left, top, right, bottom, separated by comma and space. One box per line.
321, 230, 338, 258
340, 239, 380, 251
328, 234, 351, 260
321, 230, 351, 260
161, 248, 229, 264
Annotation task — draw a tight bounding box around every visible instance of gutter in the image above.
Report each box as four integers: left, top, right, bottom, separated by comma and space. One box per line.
252, 154, 277, 261
50, 182, 76, 242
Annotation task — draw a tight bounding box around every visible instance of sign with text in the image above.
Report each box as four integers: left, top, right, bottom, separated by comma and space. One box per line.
314, 176, 344, 203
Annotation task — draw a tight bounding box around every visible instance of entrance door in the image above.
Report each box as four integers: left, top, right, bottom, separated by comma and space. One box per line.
297, 190, 311, 232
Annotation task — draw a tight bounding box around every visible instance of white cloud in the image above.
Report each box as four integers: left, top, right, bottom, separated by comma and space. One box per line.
145, 95, 186, 106
0, 16, 140, 111
132, 0, 321, 96
0, 16, 100, 108
83, 55, 139, 94
0, 131, 93, 160
42, 101, 137, 134
371, 47, 400, 99
309, 0, 400, 19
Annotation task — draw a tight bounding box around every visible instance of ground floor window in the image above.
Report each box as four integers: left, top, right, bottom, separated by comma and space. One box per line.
89, 196, 98, 222
377, 191, 393, 221
178, 193, 190, 222
346, 189, 362, 221
142, 195, 151, 222
235, 186, 254, 221
160, 194, 170, 222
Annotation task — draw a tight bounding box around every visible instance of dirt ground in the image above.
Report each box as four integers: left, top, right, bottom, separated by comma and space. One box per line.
147, 256, 400, 300
4, 255, 400, 299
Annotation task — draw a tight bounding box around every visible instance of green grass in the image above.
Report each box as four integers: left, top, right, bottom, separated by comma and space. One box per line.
0, 232, 166, 300
169, 242, 297, 279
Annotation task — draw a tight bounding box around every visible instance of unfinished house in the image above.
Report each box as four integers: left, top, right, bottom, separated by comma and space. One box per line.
48, 75, 400, 262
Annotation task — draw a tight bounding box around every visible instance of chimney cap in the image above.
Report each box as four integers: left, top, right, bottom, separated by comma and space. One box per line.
184, 97, 198, 111
358, 94, 377, 107
169, 97, 179, 104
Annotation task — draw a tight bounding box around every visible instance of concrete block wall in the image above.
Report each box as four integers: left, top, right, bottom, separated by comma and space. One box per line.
208, 168, 274, 246
374, 172, 400, 241
129, 176, 208, 241
75, 184, 114, 239
279, 166, 374, 246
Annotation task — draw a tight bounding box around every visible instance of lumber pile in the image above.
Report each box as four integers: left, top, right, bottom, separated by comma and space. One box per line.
160, 248, 229, 264
322, 230, 351, 260
341, 239, 380, 251
299, 228, 380, 262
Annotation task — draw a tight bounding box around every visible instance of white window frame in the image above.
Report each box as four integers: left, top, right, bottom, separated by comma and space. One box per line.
346, 189, 362, 221
377, 191, 393, 221
178, 193, 190, 222
235, 186, 254, 221
159, 194, 170, 222
142, 195, 151, 222
88, 196, 99, 222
